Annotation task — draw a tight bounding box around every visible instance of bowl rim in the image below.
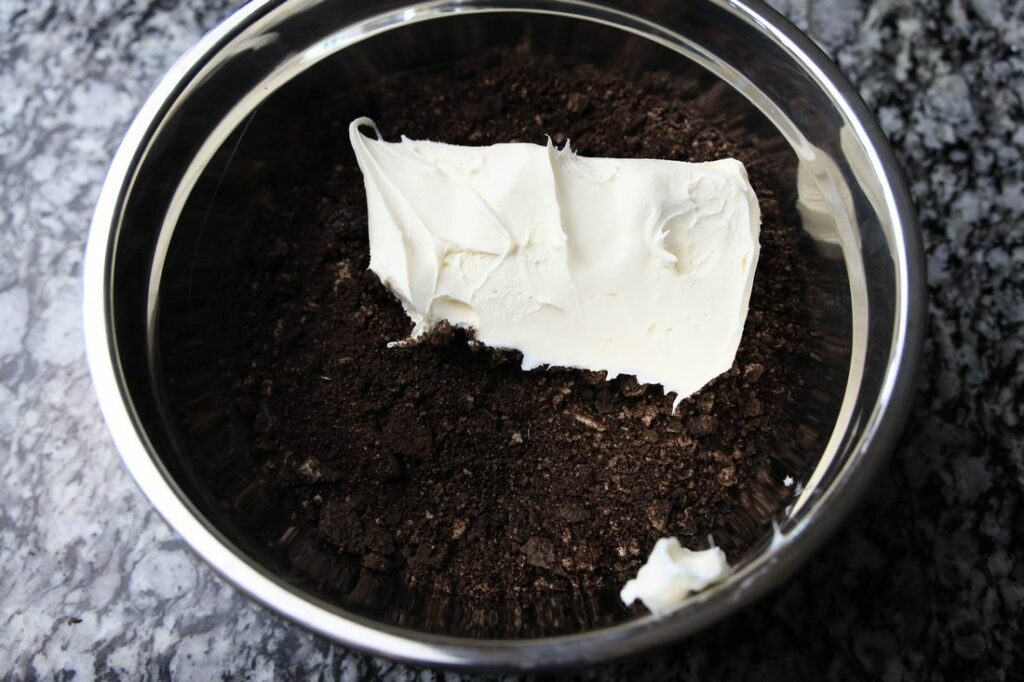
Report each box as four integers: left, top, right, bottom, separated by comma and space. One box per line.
83, 0, 925, 671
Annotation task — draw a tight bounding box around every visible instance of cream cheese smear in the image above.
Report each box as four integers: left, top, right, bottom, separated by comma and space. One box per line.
620, 538, 732, 614
349, 117, 761, 408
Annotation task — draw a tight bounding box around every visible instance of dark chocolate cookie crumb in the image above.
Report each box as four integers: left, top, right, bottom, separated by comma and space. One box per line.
195, 50, 819, 637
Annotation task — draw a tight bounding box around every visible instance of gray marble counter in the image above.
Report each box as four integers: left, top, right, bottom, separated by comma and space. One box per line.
1, 0, 1021, 679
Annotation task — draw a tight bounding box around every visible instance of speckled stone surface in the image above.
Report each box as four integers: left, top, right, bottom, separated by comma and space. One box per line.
1, 0, 1021, 679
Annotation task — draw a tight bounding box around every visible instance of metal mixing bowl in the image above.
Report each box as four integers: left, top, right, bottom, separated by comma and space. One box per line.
84, 0, 925, 671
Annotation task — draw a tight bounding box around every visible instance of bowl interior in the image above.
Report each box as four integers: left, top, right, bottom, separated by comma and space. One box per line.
102, 0, 905, 649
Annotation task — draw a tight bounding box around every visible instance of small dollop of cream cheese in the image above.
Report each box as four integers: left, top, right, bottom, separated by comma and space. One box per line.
620, 537, 732, 614
349, 117, 760, 405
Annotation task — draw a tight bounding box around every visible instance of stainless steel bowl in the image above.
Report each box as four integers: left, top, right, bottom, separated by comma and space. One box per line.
84, 0, 925, 671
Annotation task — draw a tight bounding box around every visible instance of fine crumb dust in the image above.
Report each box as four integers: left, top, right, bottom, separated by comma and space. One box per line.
219, 49, 817, 637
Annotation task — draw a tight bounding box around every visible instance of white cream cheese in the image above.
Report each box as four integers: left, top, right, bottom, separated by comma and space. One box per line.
620, 537, 732, 614
349, 117, 760, 405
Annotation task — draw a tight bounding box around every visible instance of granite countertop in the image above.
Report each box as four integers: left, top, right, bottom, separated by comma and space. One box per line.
1, 0, 1021, 679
